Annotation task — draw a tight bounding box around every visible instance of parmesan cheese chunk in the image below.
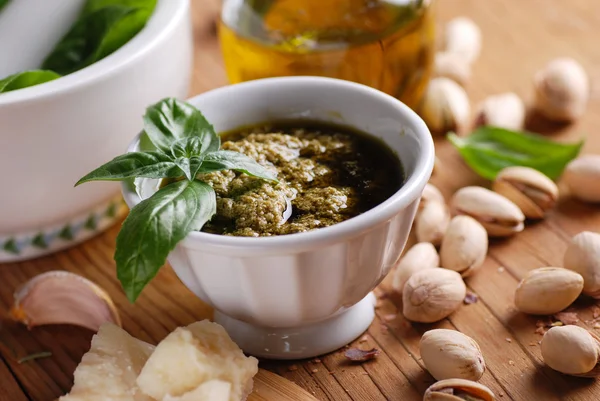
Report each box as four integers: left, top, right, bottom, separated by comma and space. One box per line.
163, 380, 231, 401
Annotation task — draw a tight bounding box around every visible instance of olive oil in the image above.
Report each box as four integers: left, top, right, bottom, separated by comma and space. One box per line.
220, 0, 435, 110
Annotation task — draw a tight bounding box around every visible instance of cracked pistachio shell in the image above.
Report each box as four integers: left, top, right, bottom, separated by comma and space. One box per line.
563, 155, 600, 203
416, 201, 451, 246
434, 51, 472, 86
392, 243, 440, 295
420, 77, 471, 135
440, 215, 488, 278
474, 93, 526, 131
564, 231, 600, 298
514, 267, 583, 315
450, 186, 525, 237
420, 329, 486, 381
402, 269, 466, 323
541, 325, 600, 377
424, 378, 495, 401
493, 166, 559, 219
534, 58, 589, 122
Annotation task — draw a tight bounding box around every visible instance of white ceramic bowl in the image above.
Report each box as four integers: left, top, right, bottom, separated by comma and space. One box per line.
0, 0, 192, 262
123, 77, 435, 359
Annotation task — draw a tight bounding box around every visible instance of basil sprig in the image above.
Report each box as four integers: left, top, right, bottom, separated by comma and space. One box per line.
448, 127, 584, 180
77, 98, 277, 302
0, 70, 61, 93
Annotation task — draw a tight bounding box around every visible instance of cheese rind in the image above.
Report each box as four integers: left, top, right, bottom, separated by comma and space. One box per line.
137, 320, 259, 401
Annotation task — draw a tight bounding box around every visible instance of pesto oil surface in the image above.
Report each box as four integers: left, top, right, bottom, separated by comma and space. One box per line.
199, 121, 404, 237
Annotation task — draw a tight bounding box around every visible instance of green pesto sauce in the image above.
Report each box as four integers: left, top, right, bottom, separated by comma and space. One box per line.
199, 121, 404, 237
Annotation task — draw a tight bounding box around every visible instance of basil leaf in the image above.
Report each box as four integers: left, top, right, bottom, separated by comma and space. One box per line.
448, 127, 584, 180
143, 98, 220, 154
42, 2, 155, 75
199, 150, 278, 182
75, 151, 182, 185
0, 0, 9, 12
0, 70, 61, 93
115, 179, 216, 302
82, 0, 156, 16
170, 137, 205, 159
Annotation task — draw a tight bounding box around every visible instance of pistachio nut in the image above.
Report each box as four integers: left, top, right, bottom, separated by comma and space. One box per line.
424, 378, 495, 401
420, 77, 471, 135
392, 243, 440, 295
443, 17, 482, 64
434, 51, 471, 86
450, 186, 525, 237
420, 329, 486, 381
440, 215, 488, 278
420, 183, 446, 210
541, 325, 600, 377
514, 267, 583, 315
416, 201, 451, 246
564, 231, 600, 298
563, 155, 600, 203
474, 93, 525, 131
533, 58, 589, 122
402, 268, 466, 323
492, 166, 559, 219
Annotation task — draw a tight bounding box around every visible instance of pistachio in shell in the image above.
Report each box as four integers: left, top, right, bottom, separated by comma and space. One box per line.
416, 200, 451, 246
402, 268, 466, 323
541, 325, 600, 377
392, 242, 439, 295
492, 166, 558, 219
424, 378, 495, 401
420, 329, 486, 381
562, 155, 600, 203
563, 231, 600, 298
514, 267, 583, 315
450, 186, 525, 237
440, 215, 488, 278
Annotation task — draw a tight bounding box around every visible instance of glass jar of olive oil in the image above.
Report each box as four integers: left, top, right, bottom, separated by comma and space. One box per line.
220, 0, 435, 110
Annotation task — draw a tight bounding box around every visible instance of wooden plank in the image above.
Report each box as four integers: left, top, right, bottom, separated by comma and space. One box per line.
0, 355, 29, 401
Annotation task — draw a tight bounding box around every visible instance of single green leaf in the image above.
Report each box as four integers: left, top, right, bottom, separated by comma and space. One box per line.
0, 70, 61, 93
115, 180, 216, 302
447, 127, 584, 180
82, 0, 156, 16
75, 151, 182, 186
0, 0, 10, 13
199, 150, 278, 182
143, 98, 220, 154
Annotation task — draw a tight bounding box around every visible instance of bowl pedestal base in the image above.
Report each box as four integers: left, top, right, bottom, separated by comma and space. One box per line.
214, 292, 376, 360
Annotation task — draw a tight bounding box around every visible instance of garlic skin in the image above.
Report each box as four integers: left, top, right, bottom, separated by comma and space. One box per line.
420, 329, 486, 381
493, 166, 559, 219
10, 270, 121, 332
402, 268, 466, 323
392, 242, 439, 295
424, 378, 495, 401
563, 155, 600, 203
563, 231, 600, 298
444, 17, 482, 64
440, 215, 488, 278
541, 326, 600, 377
533, 58, 589, 122
420, 77, 471, 135
474, 93, 526, 130
434, 51, 472, 86
514, 267, 583, 315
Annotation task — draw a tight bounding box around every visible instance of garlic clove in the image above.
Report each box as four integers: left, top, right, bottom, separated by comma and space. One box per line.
562, 155, 600, 203
541, 325, 600, 377
434, 51, 472, 86
514, 267, 584, 315
563, 231, 600, 298
415, 200, 451, 246
419, 329, 486, 381
450, 186, 525, 237
440, 215, 488, 278
420, 77, 471, 135
474, 92, 526, 131
10, 270, 121, 332
443, 17, 482, 64
493, 166, 559, 219
424, 378, 495, 401
392, 242, 439, 295
402, 268, 466, 323
533, 58, 589, 122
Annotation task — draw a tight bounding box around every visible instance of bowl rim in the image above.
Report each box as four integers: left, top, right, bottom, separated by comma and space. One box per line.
0, 0, 189, 106
123, 76, 435, 251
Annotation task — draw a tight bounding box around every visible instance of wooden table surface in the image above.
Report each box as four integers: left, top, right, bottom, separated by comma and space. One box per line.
2, 1, 600, 400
